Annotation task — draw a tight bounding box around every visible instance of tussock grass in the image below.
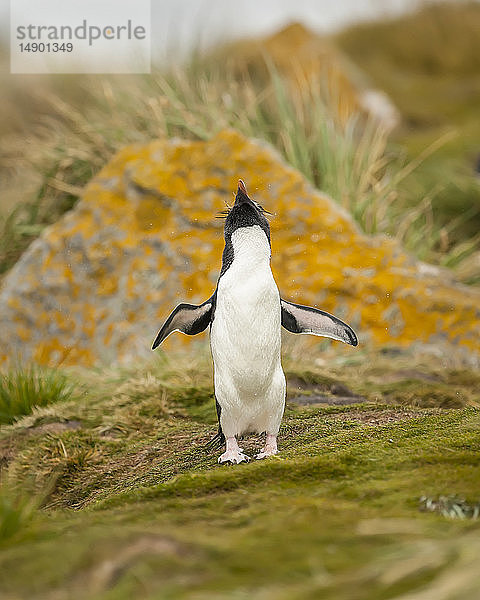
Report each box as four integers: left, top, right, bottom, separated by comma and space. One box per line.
0, 365, 75, 424
1, 53, 479, 282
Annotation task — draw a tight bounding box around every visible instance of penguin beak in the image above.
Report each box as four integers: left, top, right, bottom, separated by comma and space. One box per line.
234, 179, 253, 206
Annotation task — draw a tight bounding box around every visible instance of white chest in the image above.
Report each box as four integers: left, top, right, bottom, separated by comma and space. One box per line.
211, 226, 282, 368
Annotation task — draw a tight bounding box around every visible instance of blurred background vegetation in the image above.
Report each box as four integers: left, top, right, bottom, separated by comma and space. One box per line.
0, 1, 479, 283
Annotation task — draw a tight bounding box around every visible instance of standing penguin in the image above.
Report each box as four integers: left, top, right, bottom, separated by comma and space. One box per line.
152, 180, 358, 464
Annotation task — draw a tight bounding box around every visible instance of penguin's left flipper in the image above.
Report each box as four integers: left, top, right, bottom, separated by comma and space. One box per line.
281, 299, 358, 346
152, 297, 214, 349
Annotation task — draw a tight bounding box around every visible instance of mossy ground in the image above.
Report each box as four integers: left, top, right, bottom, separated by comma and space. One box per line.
1, 345, 479, 599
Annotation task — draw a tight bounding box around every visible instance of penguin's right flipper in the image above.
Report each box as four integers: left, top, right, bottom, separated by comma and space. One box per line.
281, 299, 358, 346
152, 297, 214, 349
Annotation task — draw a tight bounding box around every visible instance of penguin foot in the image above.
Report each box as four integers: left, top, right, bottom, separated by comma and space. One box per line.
255, 448, 278, 460
255, 434, 278, 460
218, 450, 250, 464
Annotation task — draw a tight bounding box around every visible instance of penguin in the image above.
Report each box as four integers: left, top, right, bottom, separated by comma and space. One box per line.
152, 180, 358, 464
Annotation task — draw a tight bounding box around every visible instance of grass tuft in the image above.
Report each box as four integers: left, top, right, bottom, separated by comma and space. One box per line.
0, 365, 75, 425
1, 54, 479, 281
0, 484, 37, 545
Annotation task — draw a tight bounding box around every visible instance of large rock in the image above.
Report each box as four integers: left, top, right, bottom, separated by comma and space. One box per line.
1, 129, 479, 366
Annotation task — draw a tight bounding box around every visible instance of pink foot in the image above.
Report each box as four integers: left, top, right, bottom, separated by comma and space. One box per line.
218, 449, 250, 464
218, 436, 250, 465
255, 434, 278, 460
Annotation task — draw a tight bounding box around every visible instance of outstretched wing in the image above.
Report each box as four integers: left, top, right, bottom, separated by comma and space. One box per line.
152, 296, 214, 349
281, 299, 358, 346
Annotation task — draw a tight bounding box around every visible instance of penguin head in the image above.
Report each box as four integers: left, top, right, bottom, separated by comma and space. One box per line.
223, 180, 271, 243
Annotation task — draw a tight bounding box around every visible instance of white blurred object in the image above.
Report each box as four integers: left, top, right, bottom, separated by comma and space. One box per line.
359, 89, 401, 131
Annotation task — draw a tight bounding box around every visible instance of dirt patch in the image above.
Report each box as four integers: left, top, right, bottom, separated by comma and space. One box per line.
27, 420, 82, 434
330, 408, 428, 426
287, 376, 339, 395
289, 395, 365, 406
378, 369, 441, 383
287, 375, 366, 406
0, 438, 17, 470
